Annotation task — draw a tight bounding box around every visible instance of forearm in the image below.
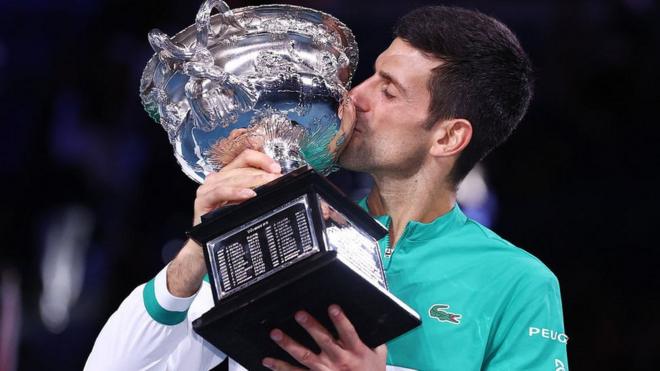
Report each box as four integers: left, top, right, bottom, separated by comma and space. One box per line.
166, 239, 206, 297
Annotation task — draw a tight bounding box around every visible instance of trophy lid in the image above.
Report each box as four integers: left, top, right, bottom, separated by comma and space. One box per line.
140, 0, 359, 182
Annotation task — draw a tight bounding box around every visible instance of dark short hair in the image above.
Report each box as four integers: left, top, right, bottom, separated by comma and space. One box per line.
394, 6, 533, 186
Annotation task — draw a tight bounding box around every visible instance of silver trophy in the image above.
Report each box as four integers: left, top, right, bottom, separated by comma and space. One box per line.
140, 1, 420, 368
139, 0, 358, 181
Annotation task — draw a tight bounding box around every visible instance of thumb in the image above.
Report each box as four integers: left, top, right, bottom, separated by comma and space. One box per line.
374, 343, 387, 358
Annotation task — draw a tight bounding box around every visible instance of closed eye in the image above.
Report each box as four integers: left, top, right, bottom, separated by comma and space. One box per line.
381, 83, 396, 99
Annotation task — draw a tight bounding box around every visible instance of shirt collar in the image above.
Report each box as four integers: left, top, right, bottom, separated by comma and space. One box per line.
356, 197, 468, 242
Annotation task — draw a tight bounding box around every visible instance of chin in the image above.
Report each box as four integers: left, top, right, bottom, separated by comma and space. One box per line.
338, 135, 374, 171
338, 152, 359, 171
338, 152, 370, 172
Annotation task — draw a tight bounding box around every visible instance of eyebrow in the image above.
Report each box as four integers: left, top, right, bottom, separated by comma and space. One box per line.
374, 62, 409, 97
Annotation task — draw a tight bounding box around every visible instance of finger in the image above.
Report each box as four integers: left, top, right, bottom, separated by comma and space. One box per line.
294, 311, 343, 360
223, 149, 281, 174
202, 171, 281, 192
196, 185, 256, 204
269, 328, 322, 368
202, 167, 270, 189
261, 357, 306, 371
374, 343, 387, 358
194, 186, 256, 214
232, 172, 282, 190
328, 305, 362, 350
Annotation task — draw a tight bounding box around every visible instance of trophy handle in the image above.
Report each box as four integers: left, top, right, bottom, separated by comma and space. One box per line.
184, 0, 255, 130
147, 0, 244, 63
148, 29, 195, 62
148, 0, 255, 131
194, 0, 245, 48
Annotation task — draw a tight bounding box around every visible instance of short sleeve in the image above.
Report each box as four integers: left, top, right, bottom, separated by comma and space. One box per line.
483, 270, 569, 371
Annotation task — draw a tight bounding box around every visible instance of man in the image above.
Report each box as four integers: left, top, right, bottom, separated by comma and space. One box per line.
86, 6, 568, 371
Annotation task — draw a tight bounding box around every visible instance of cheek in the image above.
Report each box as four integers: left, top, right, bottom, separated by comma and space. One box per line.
379, 99, 428, 123
373, 127, 420, 155
375, 104, 427, 135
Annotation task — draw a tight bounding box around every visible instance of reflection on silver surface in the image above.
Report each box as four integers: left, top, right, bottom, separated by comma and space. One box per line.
318, 196, 388, 290
140, 0, 358, 182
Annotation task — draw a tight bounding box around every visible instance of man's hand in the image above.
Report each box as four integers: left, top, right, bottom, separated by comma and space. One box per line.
167, 148, 282, 297
193, 149, 281, 226
262, 305, 387, 371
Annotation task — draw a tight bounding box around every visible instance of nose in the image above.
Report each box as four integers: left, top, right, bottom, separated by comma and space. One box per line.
348, 79, 370, 113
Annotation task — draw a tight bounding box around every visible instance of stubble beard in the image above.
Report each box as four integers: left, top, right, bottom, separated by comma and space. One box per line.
338, 136, 374, 172
339, 132, 428, 178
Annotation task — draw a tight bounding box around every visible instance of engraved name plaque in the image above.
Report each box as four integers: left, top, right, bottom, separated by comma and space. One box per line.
207, 195, 319, 300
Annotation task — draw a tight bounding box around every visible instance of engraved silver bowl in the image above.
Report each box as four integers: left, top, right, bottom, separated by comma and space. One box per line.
140, 0, 358, 182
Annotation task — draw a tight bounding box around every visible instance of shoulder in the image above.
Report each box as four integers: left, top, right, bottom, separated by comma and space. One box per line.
452, 221, 566, 333
455, 217, 559, 288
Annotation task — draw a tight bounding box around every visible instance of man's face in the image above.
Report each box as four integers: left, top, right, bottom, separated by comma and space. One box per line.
339, 38, 442, 176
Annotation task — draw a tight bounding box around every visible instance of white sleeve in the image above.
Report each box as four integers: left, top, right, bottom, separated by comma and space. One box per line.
84, 265, 211, 370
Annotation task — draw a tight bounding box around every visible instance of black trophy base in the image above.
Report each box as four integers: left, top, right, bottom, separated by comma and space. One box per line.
193, 250, 420, 370
189, 167, 421, 369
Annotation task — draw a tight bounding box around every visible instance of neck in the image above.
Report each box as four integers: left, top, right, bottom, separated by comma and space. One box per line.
367, 168, 456, 248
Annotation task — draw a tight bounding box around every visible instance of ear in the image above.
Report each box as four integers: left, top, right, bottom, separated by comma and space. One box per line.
429, 118, 473, 158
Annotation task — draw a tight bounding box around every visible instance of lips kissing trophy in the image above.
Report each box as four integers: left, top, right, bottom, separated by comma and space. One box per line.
139, 1, 420, 368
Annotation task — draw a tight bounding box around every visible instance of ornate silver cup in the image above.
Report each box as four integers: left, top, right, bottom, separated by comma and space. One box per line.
140, 0, 359, 182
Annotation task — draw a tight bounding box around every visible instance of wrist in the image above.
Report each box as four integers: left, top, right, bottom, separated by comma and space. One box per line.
166, 240, 207, 297
142, 266, 196, 325
181, 238, 205, 259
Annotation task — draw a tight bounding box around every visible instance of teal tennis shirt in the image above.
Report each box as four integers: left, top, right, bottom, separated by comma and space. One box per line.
357, 198, 568, 371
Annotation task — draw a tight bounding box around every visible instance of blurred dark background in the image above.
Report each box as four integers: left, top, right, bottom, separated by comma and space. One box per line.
1, 0, 658, 369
